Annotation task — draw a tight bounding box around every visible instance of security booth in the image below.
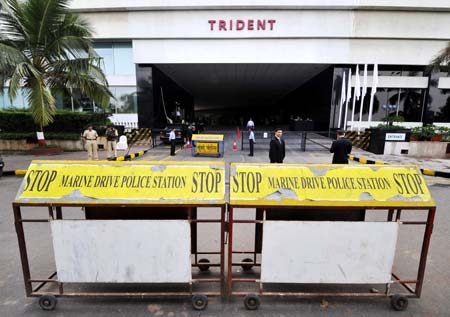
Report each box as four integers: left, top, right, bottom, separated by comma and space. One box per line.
191, 134, 224, 157
228, 163, 436, 311
13, 160, 226, 311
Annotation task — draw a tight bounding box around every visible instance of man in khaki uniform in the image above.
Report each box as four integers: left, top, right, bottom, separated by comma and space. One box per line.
83, 125, 99, 160
105, 125, 118, 159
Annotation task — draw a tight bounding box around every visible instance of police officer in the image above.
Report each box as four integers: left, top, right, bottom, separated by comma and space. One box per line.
83, 125, 99, 160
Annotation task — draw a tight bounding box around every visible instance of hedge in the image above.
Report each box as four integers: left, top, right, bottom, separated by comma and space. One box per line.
0, 110, 111, 133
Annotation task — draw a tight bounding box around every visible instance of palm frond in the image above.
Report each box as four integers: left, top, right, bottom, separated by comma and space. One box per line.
429, 43, 450, 72
25, 77, 56, 127
0, 42, 27, 67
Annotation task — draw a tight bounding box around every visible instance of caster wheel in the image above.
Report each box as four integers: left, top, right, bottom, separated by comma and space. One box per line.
198, 258, 210, 272
390, 294, 409, 311
244, 293, 260, 310
192, 294, 208, 310
39, 295, 57, 311
241, 258, 254, 271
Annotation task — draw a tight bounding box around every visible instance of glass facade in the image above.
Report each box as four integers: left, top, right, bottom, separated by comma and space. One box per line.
93, 42, 135, 76
330, 65, 432, 127
426, 71, 450, 123
110, 86, 138, 113
0, 88, 29, 109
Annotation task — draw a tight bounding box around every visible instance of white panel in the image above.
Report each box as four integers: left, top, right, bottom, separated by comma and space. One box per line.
351, 76, 428, 88
109, 113, 138, 128
261, 221, 398, 284
347, 121, 423, 130
438, 77, 450, 89
79, 8, 450, 40
133, 39, 446, 64
51, 220, 192, 283
106, 75, 136, 86
71, 1, 450, 12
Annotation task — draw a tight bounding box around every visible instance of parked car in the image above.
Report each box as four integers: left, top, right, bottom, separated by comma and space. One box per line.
159, 124, 187, 144
0, 157, 4, 177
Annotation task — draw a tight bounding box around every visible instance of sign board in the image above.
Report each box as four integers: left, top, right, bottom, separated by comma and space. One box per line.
51, 220, 192, 283
229, 164, 434, 207
192, 134, 224, 141
196, 142, 219, 155
386, 133, 406, 141
15, 161, 225, 205
261, 221, 398, 284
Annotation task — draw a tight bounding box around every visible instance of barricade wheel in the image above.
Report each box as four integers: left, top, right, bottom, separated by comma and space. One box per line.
198, 258, 210, 272
39, 295, 57, 311
390, 294, 408, 311
241, 258, 254, 271
244, 293, 260, 310
192, 294, 208, 310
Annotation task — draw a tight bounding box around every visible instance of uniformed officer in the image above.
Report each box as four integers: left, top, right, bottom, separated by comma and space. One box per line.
83, 125, 99, 160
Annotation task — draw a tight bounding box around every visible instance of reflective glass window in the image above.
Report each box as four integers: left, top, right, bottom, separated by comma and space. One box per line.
114, 86, 137, 113
113, 43, 135, 75
94, 43, 114, 75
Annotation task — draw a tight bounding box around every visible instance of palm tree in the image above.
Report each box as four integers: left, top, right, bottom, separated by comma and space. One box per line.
430, 43, 450, 72
0, 0, 112, 145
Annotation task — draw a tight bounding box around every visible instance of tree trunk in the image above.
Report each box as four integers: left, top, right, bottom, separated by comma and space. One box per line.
37, 124, 47, 146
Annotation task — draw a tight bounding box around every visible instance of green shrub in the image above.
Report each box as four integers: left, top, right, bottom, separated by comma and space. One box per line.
0, 110, 111, 133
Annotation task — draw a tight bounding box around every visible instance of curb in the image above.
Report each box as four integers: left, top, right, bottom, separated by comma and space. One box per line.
2, 170, 27, 176
112, 149, 149, 161
1, 149, 151, 177
348, 155, 450, 179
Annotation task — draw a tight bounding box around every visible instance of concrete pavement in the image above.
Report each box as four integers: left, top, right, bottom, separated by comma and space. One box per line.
1, 131, 449, 316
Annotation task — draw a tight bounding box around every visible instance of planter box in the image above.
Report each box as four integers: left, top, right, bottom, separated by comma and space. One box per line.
0, 139, 85, 151
30, 146, 64, 155
408, 141, 450, 159
368, 129, 411, 155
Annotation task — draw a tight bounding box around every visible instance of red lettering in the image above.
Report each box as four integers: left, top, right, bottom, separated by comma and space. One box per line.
268, 19, 276, 30
236, 19, 245, 31
230, 19, 233, 30
219, 20, 227, 31
248, 19, 254, 30
208, 20, 216, 31
257, 20, 266, 30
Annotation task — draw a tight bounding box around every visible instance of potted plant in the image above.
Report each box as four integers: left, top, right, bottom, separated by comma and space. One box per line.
411, 125, 435, 141
433, 126, 450, 142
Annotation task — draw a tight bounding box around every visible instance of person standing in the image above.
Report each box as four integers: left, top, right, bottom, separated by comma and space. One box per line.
330, 130, 352, 164
105, 125, 118, 160
269, 128, 285, 163
248, 128, 255, 156
83, 125, 99, 160
169, 128, 176, 156
246, 118, 255, 129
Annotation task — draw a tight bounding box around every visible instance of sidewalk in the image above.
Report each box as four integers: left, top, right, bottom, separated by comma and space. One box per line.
1, 135, 449, 174
0, 146, 150, 171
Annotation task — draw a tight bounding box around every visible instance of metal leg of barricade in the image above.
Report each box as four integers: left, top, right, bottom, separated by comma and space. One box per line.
227, 206, 234, 297
415, 207, 436, 297
15, 204, 226, 311
226, 206, 436, 311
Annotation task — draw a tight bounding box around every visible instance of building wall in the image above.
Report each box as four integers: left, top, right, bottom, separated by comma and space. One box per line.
71, 2, 450, 65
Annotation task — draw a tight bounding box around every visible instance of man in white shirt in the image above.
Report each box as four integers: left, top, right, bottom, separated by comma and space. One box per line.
248, 128, 255, 157
169, 128, 176, 156
246, 118, 255, 129
82, 125, 99, 160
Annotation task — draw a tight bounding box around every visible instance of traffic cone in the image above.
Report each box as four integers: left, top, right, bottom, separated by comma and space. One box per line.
232, 140, 238, 151
186, 139, 191, 149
